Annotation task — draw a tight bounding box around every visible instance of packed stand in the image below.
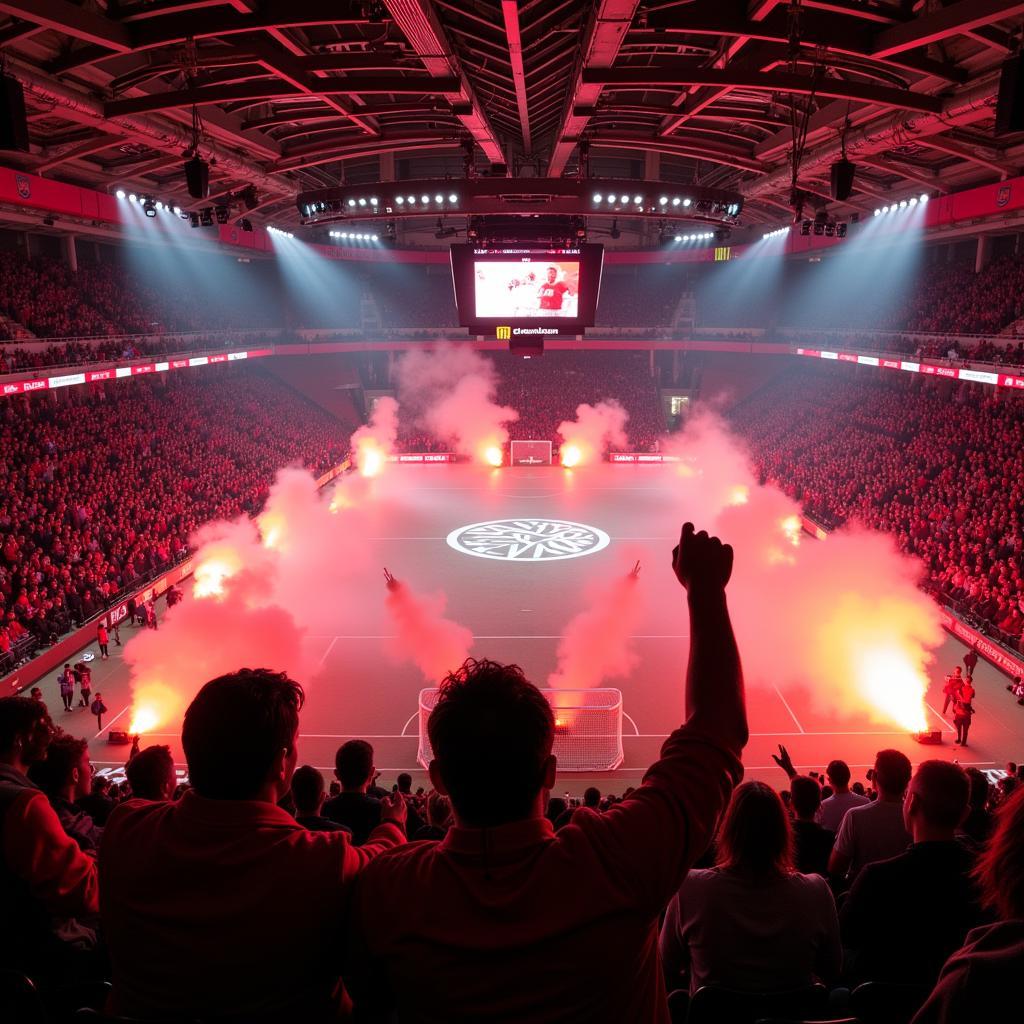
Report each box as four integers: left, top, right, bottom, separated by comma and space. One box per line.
594, 268, 682, 328
0, 253, 284, 339
0, 368, 352, 671
495, 350, 666, 451
730, 366, 1024, 648
4, 525, 1023, 1023
0, 333, 268, 374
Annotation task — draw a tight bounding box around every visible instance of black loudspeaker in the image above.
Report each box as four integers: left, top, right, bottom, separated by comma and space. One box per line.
0, 75, 29, 152
996, 55, 1024, 134
108, 730, 133, 745
184, 156, 210, 199
510, 336, 543, 357
830, 158, 856, 201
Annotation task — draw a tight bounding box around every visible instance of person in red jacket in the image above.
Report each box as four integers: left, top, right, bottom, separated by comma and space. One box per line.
347, 523, 748, 1023
0, 696, 99, 979
100, 668, 407, 1021
96, 622, 109, 660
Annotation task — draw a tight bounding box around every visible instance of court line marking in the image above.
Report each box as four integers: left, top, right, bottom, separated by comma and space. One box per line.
134, 729, 957, 741
91, 761, 999, 773
773, 685, 806, 734
93, 704, 129, 740
925, 700, 955, 731
622, 711, 640, 736
400, 712, 418, 737
306, 634, 690, 640
316, 636, 340, 668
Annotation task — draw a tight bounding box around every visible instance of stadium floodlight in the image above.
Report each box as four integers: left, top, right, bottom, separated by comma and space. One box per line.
421, 195, 429, 204
909, 196, 918, 206
920, 193, 929, 203
674, 235, 682, 242
173, 206, 181, 215
370, 197, 378, 205
372, 234, 379, 241
607, 193, 617, 204
874, 208, 881, 216
593, 193, 602, 203
633, 195, 643, 204
899, 199, 907, 208
659, 196, 668, 205
671, 197, 681, 206
358, 198, 367, 206
348, 199, 357, 207
434, 194, 443, 204
115, 189, 126, 199
128, 193, 137, 202
407, 195, 416, 204
155, 201, 163, 210
395, 196, 404, 204
682, 198, 692, 207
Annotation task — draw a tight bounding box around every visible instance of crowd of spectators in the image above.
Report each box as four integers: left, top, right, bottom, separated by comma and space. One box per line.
2, 525, 1022, 1023
495, 350, 666, 451
0, 368, 353, 671
730, 366, 1024, 648
0, 253, 280, 339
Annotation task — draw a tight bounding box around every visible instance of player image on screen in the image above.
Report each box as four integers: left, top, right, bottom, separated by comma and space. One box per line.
474, 260, 580, 319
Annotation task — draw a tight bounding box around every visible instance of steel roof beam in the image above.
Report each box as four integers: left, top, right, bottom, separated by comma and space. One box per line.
501, 0, 533, 155
871, 0, 1024, 59
383, 0, 505, 166
547, 0, 640, 177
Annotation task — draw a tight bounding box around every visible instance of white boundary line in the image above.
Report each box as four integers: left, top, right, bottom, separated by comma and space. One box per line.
93, 705, 129, 740
773, 685, 806, 734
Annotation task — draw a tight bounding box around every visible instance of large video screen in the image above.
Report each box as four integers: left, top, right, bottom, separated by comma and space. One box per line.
450, 244, 603, 336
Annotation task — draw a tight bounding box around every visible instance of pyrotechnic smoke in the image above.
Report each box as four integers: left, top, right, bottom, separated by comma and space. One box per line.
383, 570, 474, 682
557, 400, 629, 466
661, 409, 942, 732
350, 396, 399, 477
549, 562, 643, 691
396, 344, 518, 459
123, 465, 390, 733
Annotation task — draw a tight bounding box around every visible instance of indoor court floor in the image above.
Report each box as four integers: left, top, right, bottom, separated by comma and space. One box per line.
44, 463, 1024, 792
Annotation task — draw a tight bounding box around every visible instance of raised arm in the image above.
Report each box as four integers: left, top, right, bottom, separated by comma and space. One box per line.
673, 522, 748, 755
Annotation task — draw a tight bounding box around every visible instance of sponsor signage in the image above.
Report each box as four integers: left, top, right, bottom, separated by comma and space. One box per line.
2, 349, 275, 400
48, 372, 86, 389
796, 346, 1024, 392
609, 453, 681, 463
387, 453, 456, 463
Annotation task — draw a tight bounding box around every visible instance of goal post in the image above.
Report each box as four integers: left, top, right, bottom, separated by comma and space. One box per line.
510, 440, 553, 466
418, 688, 624, 771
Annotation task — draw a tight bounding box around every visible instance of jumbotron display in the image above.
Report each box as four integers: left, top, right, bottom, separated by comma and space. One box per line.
450, 243, 604, 337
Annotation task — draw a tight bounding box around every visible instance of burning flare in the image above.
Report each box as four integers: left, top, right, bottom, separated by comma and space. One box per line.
484, 445, 503, 467
560, 444, 582, 468
193, 556, 240, 599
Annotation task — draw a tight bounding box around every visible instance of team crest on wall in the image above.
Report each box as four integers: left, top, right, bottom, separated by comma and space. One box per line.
15, 174, 31, 200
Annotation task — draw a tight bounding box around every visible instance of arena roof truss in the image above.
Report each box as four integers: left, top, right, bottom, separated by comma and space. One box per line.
0, 0, 1021, 232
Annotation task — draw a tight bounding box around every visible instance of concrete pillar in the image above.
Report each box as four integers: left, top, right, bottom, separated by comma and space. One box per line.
975, 234, 992, 273
64, 233, 78, 272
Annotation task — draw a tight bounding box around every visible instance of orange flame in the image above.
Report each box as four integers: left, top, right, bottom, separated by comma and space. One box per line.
192, 556, 240, 599
560, 444, 582, 468
483, 445, 503, 467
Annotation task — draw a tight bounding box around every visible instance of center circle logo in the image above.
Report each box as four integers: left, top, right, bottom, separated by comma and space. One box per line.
446, 518, 610, 562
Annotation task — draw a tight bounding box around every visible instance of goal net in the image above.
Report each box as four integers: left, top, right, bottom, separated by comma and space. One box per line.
510, 440, 553, 466
418, 687, 624, 771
